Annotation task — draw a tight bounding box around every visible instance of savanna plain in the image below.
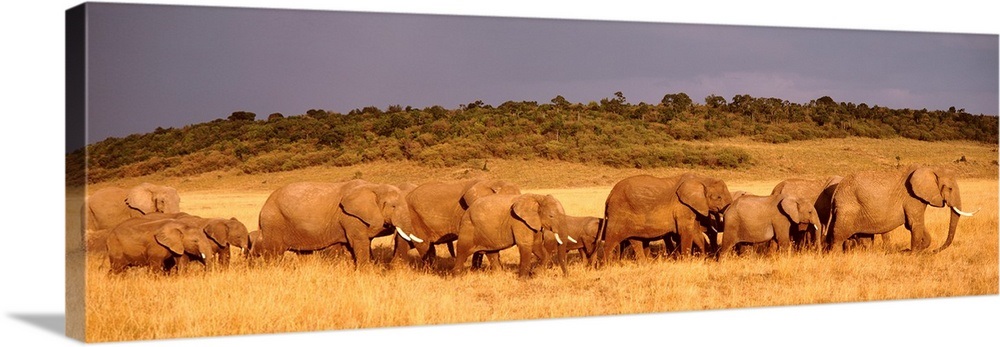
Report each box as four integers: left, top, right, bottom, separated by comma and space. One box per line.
75, 137, 999, 342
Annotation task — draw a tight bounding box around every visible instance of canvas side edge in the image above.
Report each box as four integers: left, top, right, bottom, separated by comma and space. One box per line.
65, 2, 87, 342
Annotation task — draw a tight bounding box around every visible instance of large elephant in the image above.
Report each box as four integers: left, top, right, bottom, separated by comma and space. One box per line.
394, 179, 521, 265
86, 183, 181, 231
534, 216, 602, 266
452, 193, 569, 277
770, 176, 842, 250
717, 193, 821, 258
105, 218, 214, 274
595, 173, 733, 264
250, 180, 412, 267
826, 165, 977, 252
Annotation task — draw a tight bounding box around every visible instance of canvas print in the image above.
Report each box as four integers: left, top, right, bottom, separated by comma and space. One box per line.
65, 2, 999, 343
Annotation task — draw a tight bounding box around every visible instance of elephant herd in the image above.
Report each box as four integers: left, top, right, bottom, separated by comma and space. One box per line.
84, 164, 978, 277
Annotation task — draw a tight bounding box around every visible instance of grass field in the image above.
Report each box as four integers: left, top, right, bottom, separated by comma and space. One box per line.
77, 137, 999, 342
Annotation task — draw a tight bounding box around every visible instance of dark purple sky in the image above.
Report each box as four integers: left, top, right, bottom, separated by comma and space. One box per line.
84, 2, 998, 144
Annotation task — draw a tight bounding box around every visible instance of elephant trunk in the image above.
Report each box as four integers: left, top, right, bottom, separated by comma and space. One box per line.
935, 190, 965, 253
388, 205, 422, 243
551, 221, 570, 276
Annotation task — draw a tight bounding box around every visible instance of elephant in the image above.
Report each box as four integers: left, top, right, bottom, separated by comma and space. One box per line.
769, 176, 842, 250
595, 173, 733, 265
826, 165, 978, 252
452, 193, 570, 277
394, 179, 521, 265
534, 216, 602, 266
174, 216, 250, 267
109, 212, 249, 269
86, 183, 181, 231
250, 179, 412, 267
717, 193, 822, 259
105, 218, 214, 274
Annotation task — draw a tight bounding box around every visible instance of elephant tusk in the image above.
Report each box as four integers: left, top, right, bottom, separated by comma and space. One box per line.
200, 253, 206, 259
408, 233, 424, 243
567, 236, 578, 244
396, 227, 412, 241
812, 223, 819, 232
952, 206, 979, 217
702, 233, 710, 244
718, 214, 724, 223
555, 234, 564, 245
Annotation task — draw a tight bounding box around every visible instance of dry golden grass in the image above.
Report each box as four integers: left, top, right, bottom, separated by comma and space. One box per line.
80, 137, 999, 342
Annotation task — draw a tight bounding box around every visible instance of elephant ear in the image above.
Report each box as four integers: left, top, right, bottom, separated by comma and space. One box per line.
677, 179, 710, 217
909, 167, 944, 207
512, 195, 542, 231
125, 184, 156, 214
341, 187, 385, 228
778, 196, 802, 224
154, 224, 185, 255
202, 220, 229, 247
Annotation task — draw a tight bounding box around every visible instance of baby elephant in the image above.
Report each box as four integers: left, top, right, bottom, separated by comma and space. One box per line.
534, 216, 602, 267
106, 218, 215, 274
717, 193, 820, 259
176, 216, 251, 267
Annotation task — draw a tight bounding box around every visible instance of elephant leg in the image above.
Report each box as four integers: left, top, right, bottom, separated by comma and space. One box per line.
716, 237, 737, 261
678, 217, 704, 257
856, 234, 875, 250
390, 233, 412, 264
705, 231, 718, 255
774, 229, 792, 256
904, 209, 930, 251
538, 247, 553, 269
413, 240, 433, 264
678, 234, 695, 258
601, 234, 624, 265
875, 233, 891, 250
629, 239, 649, 263
826, 213, 854, 252
555, 241, 569, 276
790, 229, 806, 251
348, 236, 373, 269
829, 231, 852, 252
218, 247, 231, 268
692, 232, 708, 255
452, 237, 475, 274
515, 242, 534, 278
421, 244, 438, 265
471, 252, 483, 270
167, 256, 182, 274
486, 252, 502, 271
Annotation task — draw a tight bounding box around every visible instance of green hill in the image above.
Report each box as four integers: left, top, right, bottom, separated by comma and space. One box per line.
67, 93, 998, 184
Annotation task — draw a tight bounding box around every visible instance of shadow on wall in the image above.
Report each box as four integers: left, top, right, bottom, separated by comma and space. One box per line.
9, 313, 66, 338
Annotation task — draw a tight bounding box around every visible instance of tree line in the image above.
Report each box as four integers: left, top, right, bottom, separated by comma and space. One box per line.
67, 93, 998, 183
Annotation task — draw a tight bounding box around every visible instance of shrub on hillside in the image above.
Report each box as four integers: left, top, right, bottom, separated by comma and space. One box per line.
162, 151, 241, 177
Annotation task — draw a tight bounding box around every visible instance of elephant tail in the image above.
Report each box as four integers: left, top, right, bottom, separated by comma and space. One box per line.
822, 182, 841, 249
591, 204, 609, 266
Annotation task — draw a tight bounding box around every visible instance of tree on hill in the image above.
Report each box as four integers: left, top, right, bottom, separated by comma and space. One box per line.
228, 111, 256, 122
